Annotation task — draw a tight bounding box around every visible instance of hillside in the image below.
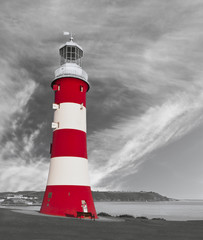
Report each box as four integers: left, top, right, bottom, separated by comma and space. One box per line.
0, 191, 174, 206
92, 191, 173, 202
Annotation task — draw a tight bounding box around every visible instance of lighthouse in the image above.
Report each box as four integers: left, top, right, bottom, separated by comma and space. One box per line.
40, 33, 97, 219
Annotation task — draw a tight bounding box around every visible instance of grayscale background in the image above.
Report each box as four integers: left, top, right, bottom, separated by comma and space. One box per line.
0, 0, 202, 199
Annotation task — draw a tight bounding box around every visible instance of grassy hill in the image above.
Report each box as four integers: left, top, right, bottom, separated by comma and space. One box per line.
0, 191, 174, 206
92, 191, 173, 202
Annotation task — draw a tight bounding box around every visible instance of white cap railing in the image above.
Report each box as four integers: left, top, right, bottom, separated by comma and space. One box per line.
54, 64, 88, 83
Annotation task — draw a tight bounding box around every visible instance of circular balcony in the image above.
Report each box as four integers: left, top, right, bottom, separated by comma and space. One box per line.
54, 63, 88, 84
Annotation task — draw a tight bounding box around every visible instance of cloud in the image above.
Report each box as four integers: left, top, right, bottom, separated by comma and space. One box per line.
0, 59, 37, 133
0, 0, 203, 193
89, 90, 203, 189
0, 160, 48, 192
88, 0, 203, 189
0, 123, 49, 191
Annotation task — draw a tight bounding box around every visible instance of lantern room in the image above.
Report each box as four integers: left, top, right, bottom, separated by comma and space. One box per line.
59, 36, 84, 66
54, 33, 89, 87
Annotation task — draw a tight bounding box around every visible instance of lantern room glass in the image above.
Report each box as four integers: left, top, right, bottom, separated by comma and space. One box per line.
60, 45, 83, 66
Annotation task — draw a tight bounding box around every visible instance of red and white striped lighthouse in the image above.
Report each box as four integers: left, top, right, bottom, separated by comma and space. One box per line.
40, 33, 97, 219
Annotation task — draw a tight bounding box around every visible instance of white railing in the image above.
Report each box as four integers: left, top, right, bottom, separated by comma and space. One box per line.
54, 64, 88, 83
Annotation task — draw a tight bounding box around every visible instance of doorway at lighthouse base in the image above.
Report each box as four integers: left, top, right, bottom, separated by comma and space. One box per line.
40, 185, 98, 219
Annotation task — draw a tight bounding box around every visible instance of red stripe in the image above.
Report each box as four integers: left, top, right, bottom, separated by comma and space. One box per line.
52, 77, 88, 107
51, 129, 87, 158
40, 185, 97, 219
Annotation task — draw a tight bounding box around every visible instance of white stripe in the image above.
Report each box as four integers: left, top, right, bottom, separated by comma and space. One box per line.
47, 157, 90, 186
53, 102, 86, 132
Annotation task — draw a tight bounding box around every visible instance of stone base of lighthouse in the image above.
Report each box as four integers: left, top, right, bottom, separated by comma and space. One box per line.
40, 185, 97, 218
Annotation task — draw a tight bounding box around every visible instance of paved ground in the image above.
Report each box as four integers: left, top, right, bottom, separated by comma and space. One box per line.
1, 207, 203, 240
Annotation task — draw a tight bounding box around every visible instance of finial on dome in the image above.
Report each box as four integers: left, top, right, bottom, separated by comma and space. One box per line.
70, 32, 74, 41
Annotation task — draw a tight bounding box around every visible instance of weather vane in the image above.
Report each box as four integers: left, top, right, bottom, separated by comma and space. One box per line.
63, 31, 73, 41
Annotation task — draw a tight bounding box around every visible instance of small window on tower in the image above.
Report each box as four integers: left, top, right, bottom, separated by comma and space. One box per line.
48, 192, 52, 198
52, 103, 59, 109
50, 143, 52, 154
52, 122, 59, 129
53, 85, 60, 91
80, 85, 83, 92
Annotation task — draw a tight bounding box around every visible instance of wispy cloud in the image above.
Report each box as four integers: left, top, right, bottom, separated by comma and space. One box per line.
89, 90, 203, 189
0, 124, 49, 191
0, 0, 203, 194
88, 0, 203, 189
0, 60, 37, 131
0, 161, 48, 192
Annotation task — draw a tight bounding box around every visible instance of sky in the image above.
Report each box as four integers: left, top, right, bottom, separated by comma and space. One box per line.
0, 0, 203, 199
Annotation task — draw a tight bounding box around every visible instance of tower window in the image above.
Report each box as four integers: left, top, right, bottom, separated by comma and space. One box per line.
80, 86, 83, 92
52, 122, 59, 129
48, 192, 52, 198
53, 85, 60, 91
52, 103, 59, 109
50, 143, 52, 154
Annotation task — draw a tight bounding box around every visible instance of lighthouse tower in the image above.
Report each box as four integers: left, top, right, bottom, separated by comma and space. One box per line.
40, 33, 97, 219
